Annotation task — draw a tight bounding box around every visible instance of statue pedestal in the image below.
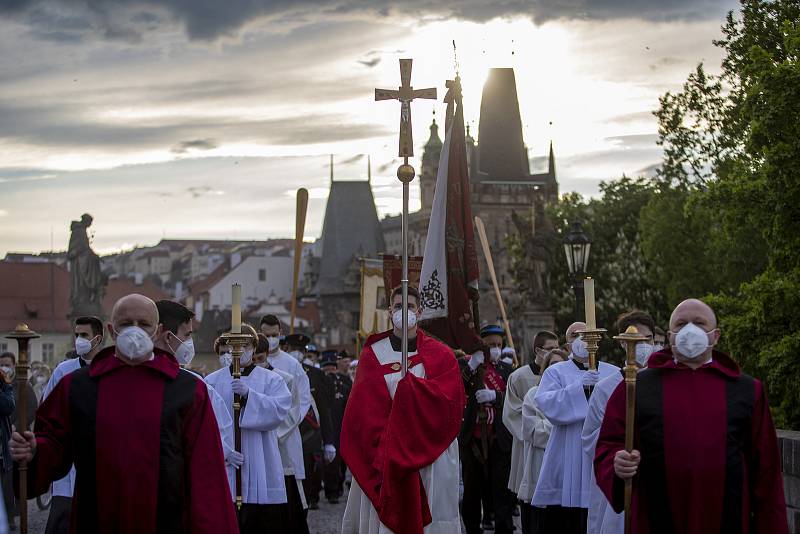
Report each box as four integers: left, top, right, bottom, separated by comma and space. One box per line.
519, 304, 556, 355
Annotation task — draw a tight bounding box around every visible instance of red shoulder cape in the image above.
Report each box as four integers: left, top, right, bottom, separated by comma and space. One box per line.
340, 329, 464, 534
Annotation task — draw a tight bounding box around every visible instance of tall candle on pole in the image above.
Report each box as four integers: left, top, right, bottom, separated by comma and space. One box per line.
578, 277, 603, 373
231, 283, 242, 334
375, 58, 436, 376
584, 277, 596, 329
226, 282, 244, 510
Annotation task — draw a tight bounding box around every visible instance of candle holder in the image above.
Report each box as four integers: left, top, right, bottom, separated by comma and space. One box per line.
6, 323, 40, 534
576, 327, 606, 371
613, 325, 648, 534
219, 331, 255, 511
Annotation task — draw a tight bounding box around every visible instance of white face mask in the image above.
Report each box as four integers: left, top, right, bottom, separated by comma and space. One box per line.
653, 343, 664, 352
489, 346, 502, 363
170, 333, 195, 365
0, 366, 14, 380
571, 337, 589, 359
674, 323, 713, 360
219, 352, 233, 367
289, 350, 303, 362
266, 336, 280, 351
392, 308, 418, 330
115, 326, 155, 362
75, 336, 97, 356
35, 375, 48, 384
241, 348, 254, 366
635, 343, 655, 367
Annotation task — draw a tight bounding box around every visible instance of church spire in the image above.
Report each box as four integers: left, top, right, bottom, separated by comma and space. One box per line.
330, 154, 334, 183
367, 154, 372, 184
424, 118, 442, 150
548, 141, 556, 177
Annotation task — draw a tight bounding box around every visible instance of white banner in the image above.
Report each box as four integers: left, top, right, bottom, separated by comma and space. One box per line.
419, 124, 452, 321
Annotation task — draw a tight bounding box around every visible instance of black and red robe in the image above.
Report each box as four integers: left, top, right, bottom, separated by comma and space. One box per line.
594, 349, 788, 534
22, 347, 239, 534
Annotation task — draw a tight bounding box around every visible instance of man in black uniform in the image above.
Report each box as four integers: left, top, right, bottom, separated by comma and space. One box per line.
284, 333, 335, 510
320, 350, 352, 503
459, 324, 515, 534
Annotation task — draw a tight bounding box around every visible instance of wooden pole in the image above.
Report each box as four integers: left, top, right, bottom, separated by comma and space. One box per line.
290, 188, 309, 335
232, 341, 243, 511
473, 216, 517, 366
6, 324, 39, 534
614, 326, 647, 534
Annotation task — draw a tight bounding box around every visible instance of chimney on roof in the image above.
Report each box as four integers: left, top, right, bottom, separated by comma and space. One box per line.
477, 68, 529, 180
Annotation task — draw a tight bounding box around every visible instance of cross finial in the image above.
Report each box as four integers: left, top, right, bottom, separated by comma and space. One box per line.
375, 59, 437, 158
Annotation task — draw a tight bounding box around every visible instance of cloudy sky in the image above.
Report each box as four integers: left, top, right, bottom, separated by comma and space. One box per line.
0, 0, 737, 256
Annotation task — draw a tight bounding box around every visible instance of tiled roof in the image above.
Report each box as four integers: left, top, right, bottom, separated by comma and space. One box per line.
188, 263, 230, 296
0, 262, 71, 333
102, 278, 171, 317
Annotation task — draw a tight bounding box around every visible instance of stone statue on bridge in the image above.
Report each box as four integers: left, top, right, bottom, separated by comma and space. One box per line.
67, 213, 107, 318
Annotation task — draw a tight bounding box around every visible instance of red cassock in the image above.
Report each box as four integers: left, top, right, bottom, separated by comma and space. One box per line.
22, 347, 239, 534
594, 349, 788, 534
340, 330, 464, 534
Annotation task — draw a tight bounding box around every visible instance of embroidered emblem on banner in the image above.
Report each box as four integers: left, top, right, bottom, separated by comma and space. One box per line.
421, 269, 445, 310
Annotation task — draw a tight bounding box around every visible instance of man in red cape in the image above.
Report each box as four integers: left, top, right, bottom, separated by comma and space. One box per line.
340, 286, 464, 534
9, 294, 238, 534
594, 298, 788, 534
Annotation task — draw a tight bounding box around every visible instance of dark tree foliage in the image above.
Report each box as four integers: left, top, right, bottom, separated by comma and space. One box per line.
508, 0, 800, 426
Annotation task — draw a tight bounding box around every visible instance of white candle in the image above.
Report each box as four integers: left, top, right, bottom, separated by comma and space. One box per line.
584, 278, 596, 329
231, 283, 242, 333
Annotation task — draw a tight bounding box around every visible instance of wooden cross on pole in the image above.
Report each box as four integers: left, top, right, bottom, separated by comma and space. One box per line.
375, 59, 437, 158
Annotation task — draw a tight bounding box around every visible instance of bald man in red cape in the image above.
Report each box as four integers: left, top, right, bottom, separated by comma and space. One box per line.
594, 299, 788, 534
340, 286, 464, 534
9, 294, 238, 534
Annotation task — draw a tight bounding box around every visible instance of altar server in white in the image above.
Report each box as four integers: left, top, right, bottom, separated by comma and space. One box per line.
205, 328, 292, 533
532, 322, 618, 534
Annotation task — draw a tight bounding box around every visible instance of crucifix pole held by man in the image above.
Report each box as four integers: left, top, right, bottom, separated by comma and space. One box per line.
375, 58, 436, 376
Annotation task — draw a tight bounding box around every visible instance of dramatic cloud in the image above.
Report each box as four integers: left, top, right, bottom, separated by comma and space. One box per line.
0, 0, 738, 255
171, 138, 219, 154
2, 0, 737, 42
0, 98, 388, 151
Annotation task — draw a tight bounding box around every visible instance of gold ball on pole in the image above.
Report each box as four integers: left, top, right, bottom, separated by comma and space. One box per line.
397, 163, 415, 183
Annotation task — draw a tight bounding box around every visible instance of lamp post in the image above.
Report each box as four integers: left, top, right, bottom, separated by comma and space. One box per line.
562, 221, 591, 322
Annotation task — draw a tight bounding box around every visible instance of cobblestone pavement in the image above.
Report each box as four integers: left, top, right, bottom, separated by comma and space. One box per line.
22, 494, 522, 533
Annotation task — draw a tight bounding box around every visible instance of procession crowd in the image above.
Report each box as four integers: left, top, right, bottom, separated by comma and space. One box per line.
0, 287, 789, 534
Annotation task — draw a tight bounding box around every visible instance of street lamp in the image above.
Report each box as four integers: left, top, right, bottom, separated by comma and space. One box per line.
562, 221, 591, 322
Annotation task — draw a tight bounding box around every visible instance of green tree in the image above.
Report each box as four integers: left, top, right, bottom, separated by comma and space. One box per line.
646, 0, 800, 427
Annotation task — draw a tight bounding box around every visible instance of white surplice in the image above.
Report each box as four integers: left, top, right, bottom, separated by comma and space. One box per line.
42, 358, 85, 497
532, 359, 619, 508
184, 368, 235, 459
341, 336, 460, 534
268, 350, 312, 480
519, 385, 552, 502
581, 371, 624, 534
205, 365, 292, 504
501, 364, 540, 495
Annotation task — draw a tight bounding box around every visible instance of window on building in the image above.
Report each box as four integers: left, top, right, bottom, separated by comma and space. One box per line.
0, 343, 6, 353
258, 269, 266, 282
42, 343, 54, 365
